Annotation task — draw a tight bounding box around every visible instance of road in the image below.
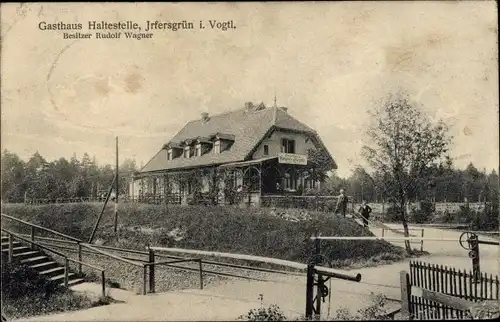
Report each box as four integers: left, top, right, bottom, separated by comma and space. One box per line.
14, 224, 499, 321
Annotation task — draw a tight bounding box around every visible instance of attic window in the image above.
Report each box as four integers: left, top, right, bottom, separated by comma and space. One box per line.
281, 138, 295, 154
264, 145, 269, 156
214, 140, 221, 154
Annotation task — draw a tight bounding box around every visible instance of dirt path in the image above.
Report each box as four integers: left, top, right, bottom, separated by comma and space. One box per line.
14, 224, 499, 321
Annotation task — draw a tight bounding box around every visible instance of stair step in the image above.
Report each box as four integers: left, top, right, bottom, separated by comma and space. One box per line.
1, 241, 23, 249
66, 278, 85, 287
50, 272, 76, 283
20, 255, 49, 265
39, 266, 65, 277
13, 250, 40, 259
1, 246, 31, 254
30, 261, 58, 270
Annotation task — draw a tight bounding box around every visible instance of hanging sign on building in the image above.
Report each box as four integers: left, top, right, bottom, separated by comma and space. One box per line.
278, 153, 308, 165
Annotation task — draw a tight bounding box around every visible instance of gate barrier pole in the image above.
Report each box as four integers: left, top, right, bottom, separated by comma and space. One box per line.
314, 231, 322, 319
305, 264, 315, 319
148, 247, 155, 293
470, 234, 480, 282
420, 229, 424, 252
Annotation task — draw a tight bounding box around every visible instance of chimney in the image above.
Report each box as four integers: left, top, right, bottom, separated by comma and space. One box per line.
244, 102, 254, 110
201, 112, 210, 122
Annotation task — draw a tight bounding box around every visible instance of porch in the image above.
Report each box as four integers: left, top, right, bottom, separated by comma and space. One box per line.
128, 156, 322, 206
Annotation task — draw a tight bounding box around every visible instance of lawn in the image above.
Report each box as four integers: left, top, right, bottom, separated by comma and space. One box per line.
1, 202, 405, 267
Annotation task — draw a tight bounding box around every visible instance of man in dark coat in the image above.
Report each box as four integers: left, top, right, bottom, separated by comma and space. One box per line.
358, 200, 372, 227
335, 189, 349, 217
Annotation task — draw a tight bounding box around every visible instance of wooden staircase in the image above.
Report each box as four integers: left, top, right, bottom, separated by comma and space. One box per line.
1, 235, 85, 287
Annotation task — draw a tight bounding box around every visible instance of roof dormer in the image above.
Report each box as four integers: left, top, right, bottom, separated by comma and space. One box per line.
210, 132, 235, 154
164, 142, 183, 160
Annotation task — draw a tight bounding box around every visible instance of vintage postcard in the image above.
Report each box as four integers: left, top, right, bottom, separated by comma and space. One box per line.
1, 2, 498, 321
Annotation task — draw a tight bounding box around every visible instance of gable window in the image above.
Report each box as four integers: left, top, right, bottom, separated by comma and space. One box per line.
167, 149, 173, 160
184, 147, 190, 158
195, 144, 202, 157
214, 140, 221, 154
281, 138, 295, 154
263, 145, 269, 156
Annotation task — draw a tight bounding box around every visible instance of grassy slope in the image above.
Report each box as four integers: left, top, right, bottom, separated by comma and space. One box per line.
1, 203, 405, 266
0, 260, 108, 319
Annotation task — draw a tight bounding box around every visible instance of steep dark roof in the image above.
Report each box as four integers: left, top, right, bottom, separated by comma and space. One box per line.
140, 106, 322, 173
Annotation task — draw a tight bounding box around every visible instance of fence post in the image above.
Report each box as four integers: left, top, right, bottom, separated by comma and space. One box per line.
8, 234, 13, 263
148, 248, 155, 293
305, 264, 315, 320
315, 273, 323, 319
199, 259, 204, 289
64, 257, 69, 288
78, 243, 82, 274
420, 229, 424, 252
30, 226, 35, 249
101, 270, 106, 298
400, 271, 411, 320
143, 264, 147, 295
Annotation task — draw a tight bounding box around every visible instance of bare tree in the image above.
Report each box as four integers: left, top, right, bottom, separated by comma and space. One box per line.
361, 93, 452, 253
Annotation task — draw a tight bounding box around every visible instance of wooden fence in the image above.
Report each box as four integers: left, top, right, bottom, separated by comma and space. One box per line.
408, 260, 499, 319
260, 195, 355, 213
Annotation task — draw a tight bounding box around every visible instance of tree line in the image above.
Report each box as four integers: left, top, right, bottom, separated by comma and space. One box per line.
324, 161, 499, 206
2, 148, 497, 207
1, 151, 138, 202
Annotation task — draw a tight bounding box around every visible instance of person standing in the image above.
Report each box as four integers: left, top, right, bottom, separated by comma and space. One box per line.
358, 200, 372, 227
335, 189, 349, 217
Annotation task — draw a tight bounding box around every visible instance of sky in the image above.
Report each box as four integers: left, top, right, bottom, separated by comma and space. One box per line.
1, 2, 498, 178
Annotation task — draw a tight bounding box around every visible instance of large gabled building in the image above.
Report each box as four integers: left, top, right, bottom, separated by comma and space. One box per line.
130, 102, 337, 206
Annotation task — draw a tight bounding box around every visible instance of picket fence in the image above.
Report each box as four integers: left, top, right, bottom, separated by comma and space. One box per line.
409, 260, 499, 319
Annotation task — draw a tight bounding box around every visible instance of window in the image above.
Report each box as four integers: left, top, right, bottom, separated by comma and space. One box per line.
195, 144, 202, 157
184, 147, 190, 158
263, 145, 269, 156
214, 140, 221, 154
281, 139, 295, 153
167, 150, 172, 160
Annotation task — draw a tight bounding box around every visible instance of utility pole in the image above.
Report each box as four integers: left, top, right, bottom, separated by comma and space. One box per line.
114, 136, 119, 232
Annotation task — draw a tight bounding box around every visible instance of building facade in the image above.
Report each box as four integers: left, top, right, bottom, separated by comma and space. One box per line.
129, 102, 337, 206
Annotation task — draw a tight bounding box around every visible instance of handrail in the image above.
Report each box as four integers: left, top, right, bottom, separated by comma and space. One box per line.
66, 258, 104, 272
2, 228, 70, 258
81, 243, 143, 267
14, 234, 78, 245
143, 258, 197, 267
1, 213, 82, 243
31, 240, 148, 263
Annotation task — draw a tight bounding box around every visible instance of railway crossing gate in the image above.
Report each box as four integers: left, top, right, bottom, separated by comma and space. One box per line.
305, 233, 362, 320
458, 231, 499, 281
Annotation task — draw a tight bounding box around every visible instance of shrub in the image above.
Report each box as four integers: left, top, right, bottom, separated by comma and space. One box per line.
1, 261, 96, 319
1, 261, 63, 299
238, 295, 287, 321
411, 201, 434, 224
384, 205, 401, 222
455, 204, 500, 231
330, 294, 394, 320
239, 305, 287, 321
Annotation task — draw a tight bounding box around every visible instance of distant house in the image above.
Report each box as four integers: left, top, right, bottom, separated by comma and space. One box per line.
130, 102, 337, 206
